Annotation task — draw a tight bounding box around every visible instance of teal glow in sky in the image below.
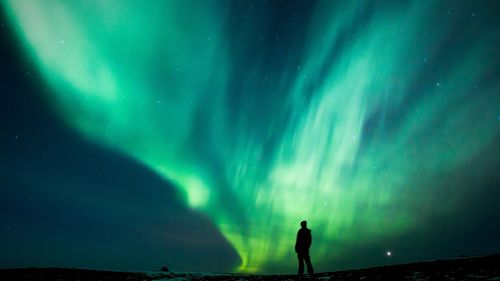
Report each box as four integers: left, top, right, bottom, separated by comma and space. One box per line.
3, 0, 500, 273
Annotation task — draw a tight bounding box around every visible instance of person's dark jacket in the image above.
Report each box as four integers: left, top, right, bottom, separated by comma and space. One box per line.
295, 227, 312, 254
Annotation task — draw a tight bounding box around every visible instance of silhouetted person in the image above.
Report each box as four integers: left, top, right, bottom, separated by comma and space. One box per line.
295, 220, 314, 274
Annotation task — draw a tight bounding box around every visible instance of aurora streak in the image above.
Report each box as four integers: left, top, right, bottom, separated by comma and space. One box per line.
3, 0, 500, 272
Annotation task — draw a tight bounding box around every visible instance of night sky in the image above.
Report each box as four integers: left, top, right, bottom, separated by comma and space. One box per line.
1, 0, 500, 274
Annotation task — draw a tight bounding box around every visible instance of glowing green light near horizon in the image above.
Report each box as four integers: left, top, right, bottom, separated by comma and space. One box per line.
4, 0, 499, 272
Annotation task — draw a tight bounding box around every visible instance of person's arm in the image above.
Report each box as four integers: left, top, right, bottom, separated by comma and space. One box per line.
295, 231, 299, 253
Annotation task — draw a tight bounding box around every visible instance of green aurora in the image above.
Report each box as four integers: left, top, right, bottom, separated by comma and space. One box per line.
3, 0, 500, 272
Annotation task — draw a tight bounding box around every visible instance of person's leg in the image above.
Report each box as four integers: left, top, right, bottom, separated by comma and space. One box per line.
304, 254, 314, 274
297, 253, 305, 274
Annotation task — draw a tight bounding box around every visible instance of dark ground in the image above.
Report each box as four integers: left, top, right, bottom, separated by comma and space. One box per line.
1, 255, 499, 281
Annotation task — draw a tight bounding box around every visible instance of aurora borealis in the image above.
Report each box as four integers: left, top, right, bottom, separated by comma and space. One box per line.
1, 0, 500, 274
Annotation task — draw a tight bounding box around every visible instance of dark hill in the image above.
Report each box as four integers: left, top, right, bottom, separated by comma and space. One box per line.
1, 254, 499, 280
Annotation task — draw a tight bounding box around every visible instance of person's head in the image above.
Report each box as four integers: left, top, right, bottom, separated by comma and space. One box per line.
300, 220, 307, 228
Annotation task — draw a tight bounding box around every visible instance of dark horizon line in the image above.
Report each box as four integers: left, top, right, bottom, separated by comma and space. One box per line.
1, 253, 498, 275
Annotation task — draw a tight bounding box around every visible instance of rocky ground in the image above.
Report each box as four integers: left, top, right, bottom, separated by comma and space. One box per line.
1, 255, 499, 280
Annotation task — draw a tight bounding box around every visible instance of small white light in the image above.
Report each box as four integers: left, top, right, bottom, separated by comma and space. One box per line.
386, 251, 392, 257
